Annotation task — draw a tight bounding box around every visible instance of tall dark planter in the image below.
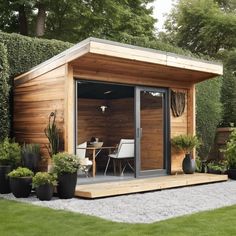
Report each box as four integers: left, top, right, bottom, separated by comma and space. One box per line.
182, 154, 195, 174
10, 177, 32, 198
0, 165, 11, 194
36, 183, 54, 201
57, 172, 77, 199
22, 153, 40, 172
227, 169, 236, 180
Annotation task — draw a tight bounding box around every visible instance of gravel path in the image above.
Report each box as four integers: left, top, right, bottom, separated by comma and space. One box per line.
1, 180, 236, 223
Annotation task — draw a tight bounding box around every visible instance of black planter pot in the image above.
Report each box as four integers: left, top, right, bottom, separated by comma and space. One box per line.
57, 172, 77, 199
0, 165, 11, 194
182, 154, 195, 174
36, 183, 54, 201
227, 169, 236, 180
10, 177, 32, 198
22, 153, 40, 172
207, 167, 222, 175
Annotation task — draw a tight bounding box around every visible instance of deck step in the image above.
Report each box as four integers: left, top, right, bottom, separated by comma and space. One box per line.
75, 173, 228, 199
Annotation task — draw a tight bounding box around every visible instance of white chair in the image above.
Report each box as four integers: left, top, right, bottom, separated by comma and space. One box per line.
76, 142, 92, 177
104, 139, 134, 176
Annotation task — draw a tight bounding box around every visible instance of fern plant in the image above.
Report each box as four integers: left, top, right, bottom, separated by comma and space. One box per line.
171, 135, 201, 154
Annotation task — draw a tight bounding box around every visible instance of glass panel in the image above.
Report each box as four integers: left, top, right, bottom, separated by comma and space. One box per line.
140, 91, 164, 171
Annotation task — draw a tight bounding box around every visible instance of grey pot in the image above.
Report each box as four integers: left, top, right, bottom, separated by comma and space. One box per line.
182, 154, 195, 174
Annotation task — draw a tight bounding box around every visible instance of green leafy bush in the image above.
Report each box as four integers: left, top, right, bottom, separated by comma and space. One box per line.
0, 43, 10, 140
171, 135, 200, 154
0, 138, 21, 166
207, 161, 227, 173
52, 152, 80, 175
32, 172, 57, 188
8, 167, 34, 178
224, 129, 236, 169
195, 156, 202, 172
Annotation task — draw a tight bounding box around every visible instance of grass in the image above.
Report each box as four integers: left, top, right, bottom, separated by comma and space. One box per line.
0, 199, 236, 236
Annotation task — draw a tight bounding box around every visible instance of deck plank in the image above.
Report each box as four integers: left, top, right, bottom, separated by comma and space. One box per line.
75, 173, 228, 199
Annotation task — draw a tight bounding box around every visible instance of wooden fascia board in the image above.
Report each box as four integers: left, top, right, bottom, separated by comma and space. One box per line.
89, 41, 223, 77
14, 43, 90, 86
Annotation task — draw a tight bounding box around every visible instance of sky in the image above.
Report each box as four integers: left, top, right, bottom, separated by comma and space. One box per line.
150, 0, 177, 31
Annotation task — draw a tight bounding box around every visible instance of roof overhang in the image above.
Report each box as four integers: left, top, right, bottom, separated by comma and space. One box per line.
14, 37, 223, 86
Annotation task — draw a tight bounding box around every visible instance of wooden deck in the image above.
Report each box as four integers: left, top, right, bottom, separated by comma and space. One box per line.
75, 173, 228, 199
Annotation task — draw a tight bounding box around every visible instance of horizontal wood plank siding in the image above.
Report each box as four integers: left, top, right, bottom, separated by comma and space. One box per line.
14, 65, 67, 168
170, 88, 189, 173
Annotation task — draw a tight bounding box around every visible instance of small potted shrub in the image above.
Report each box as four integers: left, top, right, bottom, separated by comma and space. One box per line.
224, 129, 236, 179
171, 134, 200, 174
53, 152, 80, 199
207, 161, 227, 175
8, 167, 34, 198
22, 143, 41, 172
33, 172, 57, 201
0, 138, 21, 194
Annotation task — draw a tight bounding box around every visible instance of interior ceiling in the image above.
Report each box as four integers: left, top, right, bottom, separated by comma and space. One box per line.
77, 81, 134, 99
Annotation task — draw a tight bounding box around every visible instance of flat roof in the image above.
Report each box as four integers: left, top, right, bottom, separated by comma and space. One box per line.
14, 37, 223, 84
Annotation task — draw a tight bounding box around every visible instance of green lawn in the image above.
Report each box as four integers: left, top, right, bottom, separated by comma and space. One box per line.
0, 199, 235, 236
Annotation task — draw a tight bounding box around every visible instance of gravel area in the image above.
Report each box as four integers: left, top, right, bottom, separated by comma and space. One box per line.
1, 180, 236, 223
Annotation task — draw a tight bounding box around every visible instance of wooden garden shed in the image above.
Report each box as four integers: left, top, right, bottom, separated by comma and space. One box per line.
13, 37, 223, 183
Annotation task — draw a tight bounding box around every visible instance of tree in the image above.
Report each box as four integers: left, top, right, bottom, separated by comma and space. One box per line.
0, 0, 156, 43
162, 0, 236, 57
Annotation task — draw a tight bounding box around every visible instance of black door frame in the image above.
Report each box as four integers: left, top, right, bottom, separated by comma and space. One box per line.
135, 86, 171, 177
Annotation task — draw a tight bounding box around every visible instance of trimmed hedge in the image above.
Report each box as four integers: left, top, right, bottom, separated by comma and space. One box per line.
0, 42, 10, 140
0, 32, 73, 78
196, 78, 222, 158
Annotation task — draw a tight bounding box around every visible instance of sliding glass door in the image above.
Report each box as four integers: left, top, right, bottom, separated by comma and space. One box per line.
135, 87, 170, 177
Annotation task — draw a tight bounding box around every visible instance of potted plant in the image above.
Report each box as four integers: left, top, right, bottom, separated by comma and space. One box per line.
52, 152, 80, 199
8, 167, 34, 198
207, 161, 227, 175
21, 143, 41, 172
224, 129, 236, 179
171, 134, 200, 174
0, 138, 21, 194
32, 172, 57, 201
